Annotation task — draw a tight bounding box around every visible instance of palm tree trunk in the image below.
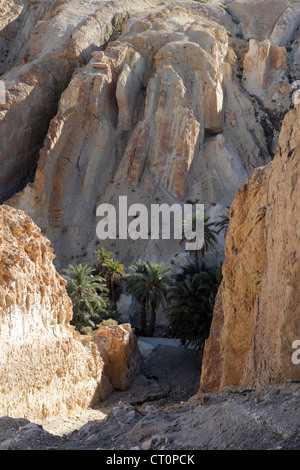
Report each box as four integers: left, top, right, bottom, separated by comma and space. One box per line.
140, 300, 147, 336
111, 277, 116, 303
148, 300, 156, 337
194, 250, 200, 272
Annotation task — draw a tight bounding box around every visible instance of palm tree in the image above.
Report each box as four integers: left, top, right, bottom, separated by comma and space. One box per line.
164, 263, 222, 349
101, 259, 125, 304
215, 207, 230, 235
180, 211, 218, 271
142, 261, 171, 337
124, 260, 171, 336
94, 247, 113, 274
64, 264, 109, 333
123, 259, 149, 335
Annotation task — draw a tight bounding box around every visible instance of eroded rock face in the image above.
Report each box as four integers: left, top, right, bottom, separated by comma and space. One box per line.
0, 205, 141, 418
6, 3, 272, 269
0, 204, 111, 420
93, 324, 143, 391
0, 0, 147, 202
227, 0, 300, 44
200, 104, 300, 392
269, 4, 300, 46
242, 39, 291, 112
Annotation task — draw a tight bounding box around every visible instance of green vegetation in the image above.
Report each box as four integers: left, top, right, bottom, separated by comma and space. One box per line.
164, 263, 222, 349
65, 206, 229, 345
64, 249, 124, 334
101, 259, 126, 304
94, 247, 113, 273
124, 260, 171, 336
123, 259, 149, 335
64, 264, 109, 334
215, 207, 230, 234
180, 211, 218, 271
165, 207, 228, 347
94, 248, 126, 304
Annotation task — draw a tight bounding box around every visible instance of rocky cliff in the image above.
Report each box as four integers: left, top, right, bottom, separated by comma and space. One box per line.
3, 0, 296, 269
0, 205, 140, 419
0, 205, 108, 419
200, 103, 300, 392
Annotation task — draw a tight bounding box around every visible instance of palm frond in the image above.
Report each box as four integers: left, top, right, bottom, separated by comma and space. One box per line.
64, 263, 109, 333
215, 207, 230, 234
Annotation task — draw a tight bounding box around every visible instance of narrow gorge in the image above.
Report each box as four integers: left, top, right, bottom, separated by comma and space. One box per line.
0, 0, 300, 451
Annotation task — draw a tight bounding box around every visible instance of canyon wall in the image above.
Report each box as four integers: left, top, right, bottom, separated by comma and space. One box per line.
0, 0, 153, 203
3, 0, 287, 270
0, 205, 109, 419
200, 104, 300, 392
0, 205, 140, 419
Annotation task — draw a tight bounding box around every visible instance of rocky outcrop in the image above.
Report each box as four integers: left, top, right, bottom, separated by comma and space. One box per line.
0, 0, 151, 203
5, 2, 273, 269
227, 1, 300, 44
200, 104, 300, 392
0, 205, 114, 419
269, 4, 300, 46
93, 324, 143, 391
242, 39, 291, 111
0, 0, 60, 76
0, 205, 142, 420
0, 204, 141, 419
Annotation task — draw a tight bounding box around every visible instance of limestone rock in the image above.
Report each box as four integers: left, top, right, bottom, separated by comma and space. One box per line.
200, 104, 300, 392
93, 324, 143, 390
6, 4, 270, 269
0, 0, 150, 203
227, 1, 294, 42
269, 5, 300, 46
199, 165, 269, 392
0, 205, 111, 420
242, 39, 291, 111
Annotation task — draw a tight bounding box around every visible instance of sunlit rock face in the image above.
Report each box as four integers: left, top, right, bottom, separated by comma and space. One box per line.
242, 39, 291, 112
200, 104, 300, 392
4, 1, 275, 269
93, 323, 143, 391
0, 205, 110, 420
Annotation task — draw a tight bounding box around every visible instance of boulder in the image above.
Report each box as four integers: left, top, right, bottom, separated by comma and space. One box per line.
269, 5, 300, 46
93, 324, 143, 390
